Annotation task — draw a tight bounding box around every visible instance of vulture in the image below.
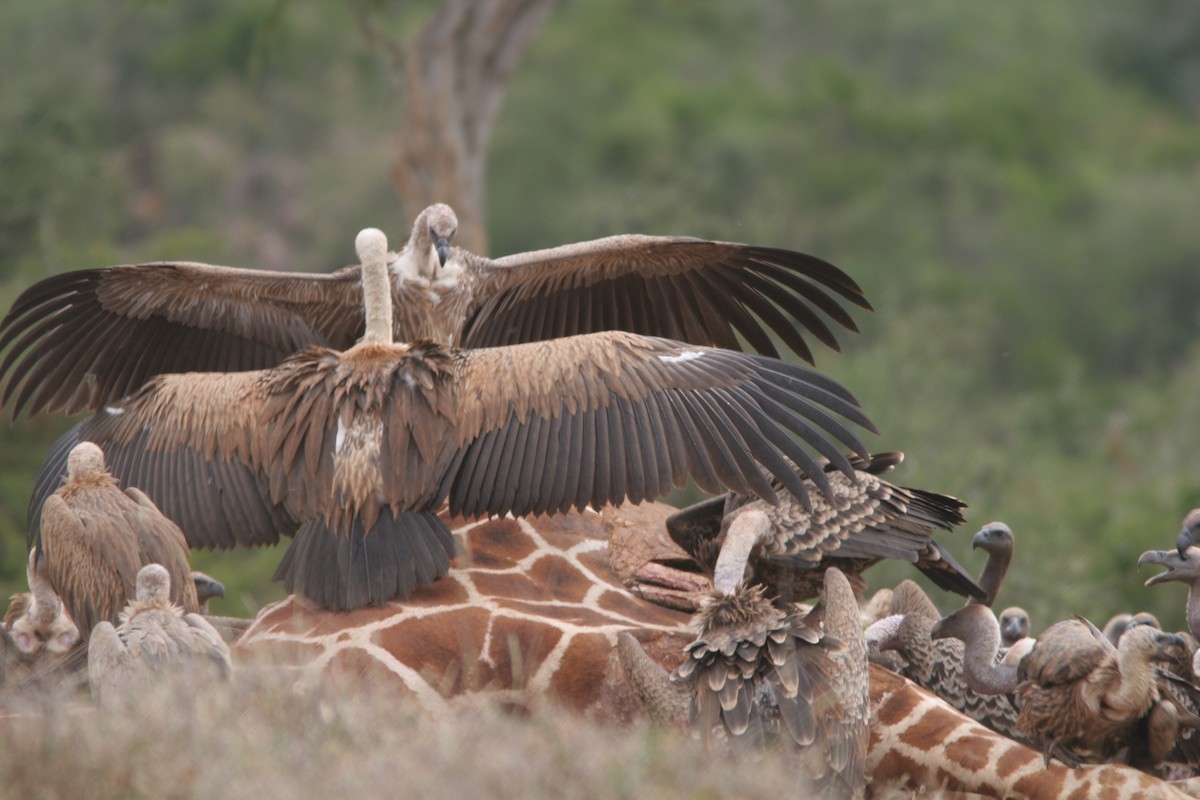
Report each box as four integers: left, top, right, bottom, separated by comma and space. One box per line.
36, 441, 199, 636
1140, 547, 1200, 642
28, 228, 878, 611
88, 564, 232, 710
931, 604, 1021, 695
968, 521, 1015, 608
999, 606, 1032, 648
1177, 508, 1200, 557
866, 598, 1026, 744
625, 568, 868, 797
664, 452, 982, 604
190, 571, 225, 615
0, 203, 872, 420
1102, 611, 1162, 647
1015, 617, 1184, 766
6, 549, 80, 659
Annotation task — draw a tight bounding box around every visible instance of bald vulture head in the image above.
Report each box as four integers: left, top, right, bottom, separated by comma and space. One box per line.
10, 549, 80, 657
1177, 508, 1200, 557
136, 563, 171, 603
405, 203, 458, 277
998, 606, 1030, 647
190, 571, 225, 614
66, 441, 106, 479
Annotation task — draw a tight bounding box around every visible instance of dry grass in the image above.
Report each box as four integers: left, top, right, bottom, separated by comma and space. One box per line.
0, 665, 822, 800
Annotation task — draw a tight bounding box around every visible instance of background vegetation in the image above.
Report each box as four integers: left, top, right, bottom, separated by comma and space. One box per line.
1, 0, 1199, 633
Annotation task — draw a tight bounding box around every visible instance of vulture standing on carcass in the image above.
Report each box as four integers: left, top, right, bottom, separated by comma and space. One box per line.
866, 594, 1026, 744
0, 203, 872, 419
5, 549, 80, 659
663, 451, 982, 604
25, 229, 878, 611
622, 568, 869, 798
1014, 616, 1184, 766
88, 564, 232, 710
35, 441, 198, 636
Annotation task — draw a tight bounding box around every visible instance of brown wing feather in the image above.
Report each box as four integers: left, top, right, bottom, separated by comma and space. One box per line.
123, 488, 200, 614
39, 493, 140, 636
459, 236, 872, 361
0, 263, 367, 418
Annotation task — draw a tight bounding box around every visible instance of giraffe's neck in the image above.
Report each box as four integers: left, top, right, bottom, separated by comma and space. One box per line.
867, 664, 1191, 799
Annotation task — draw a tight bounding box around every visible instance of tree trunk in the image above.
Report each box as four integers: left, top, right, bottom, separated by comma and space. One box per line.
387, 0, 555, 255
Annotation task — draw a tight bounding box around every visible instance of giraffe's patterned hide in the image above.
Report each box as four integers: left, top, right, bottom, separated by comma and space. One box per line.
867, 664, 1194, 799
236, 507, 693, 722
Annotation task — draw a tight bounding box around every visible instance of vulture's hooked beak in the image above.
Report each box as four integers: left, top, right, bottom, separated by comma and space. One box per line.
436, 238, 451, 267
1138, 549, 1186, 587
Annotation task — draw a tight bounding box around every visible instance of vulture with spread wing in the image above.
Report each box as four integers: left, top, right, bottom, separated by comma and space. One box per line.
28, 229, 877, 611
0, 203, 871, 419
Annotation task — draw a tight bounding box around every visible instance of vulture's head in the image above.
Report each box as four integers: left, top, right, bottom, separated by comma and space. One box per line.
999, 606, 1031, 645
972, 521, 1014, 556
136, 563, 172, 603
415, 203, 458, 268
1119, 624, 1186, 665
1140, 547, 1200, 588
66, 441, 107, 480
1178, 509, 1200, 558
931, 603, 996, 646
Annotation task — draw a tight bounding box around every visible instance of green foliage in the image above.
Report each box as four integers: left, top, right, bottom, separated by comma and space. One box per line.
2, 0, 1199, 630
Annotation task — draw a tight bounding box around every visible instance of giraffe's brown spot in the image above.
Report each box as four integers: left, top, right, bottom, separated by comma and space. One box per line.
898, 704, 959, 750
486, 615, 564, 690
868, 750, 928, 793
472, 570, 545, 602
376, 606, 494, 695
995, 735, 1040, 779
875, 679, 924, 728
404, 573, 471, 605
461, 517, 537, 568
498, 599, 626, 629
1013, 768, 1066, 799
548, 632, 613, 710
944, 733, 995, 774
595, 588, 689, 627
527, 555, 594, 603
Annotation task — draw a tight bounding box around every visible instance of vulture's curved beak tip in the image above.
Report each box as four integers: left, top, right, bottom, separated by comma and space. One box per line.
436, 239, 450, 267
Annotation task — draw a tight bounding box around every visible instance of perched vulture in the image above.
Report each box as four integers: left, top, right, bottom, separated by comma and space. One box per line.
88, 564, 232, 709
999, 606, 1032, 648
1015, 617, 1184, 766
0, 203, 872, 419
6, 549, 80, 659
1140, 547, 1200, 642
28, 229, 877, 611
968, 521, 1015, 608
190, 571, 225, 615
866, 600, 1026, 744
664, 452, 981, 604
36, 442, 198, 636
663, 568, 869, 797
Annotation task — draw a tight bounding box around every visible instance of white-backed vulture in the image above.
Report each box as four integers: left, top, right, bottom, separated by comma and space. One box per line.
664, 452, 981, 604
190, 571, 225, 615
628, 568, 868, 797
1015, 618, 1184, 766
1140, 547, 1200, 642
27, 228, 877, 611
930, 604, 1020, 695
88, 564, 232, 709
999, 606, 1032, 647
6, 549, 80, 658
968, 521, 1014, 608
1177, 509, 1200, 557
867, 602, 1027, 744
36, 442, 198, 636
0, 203, 872, 419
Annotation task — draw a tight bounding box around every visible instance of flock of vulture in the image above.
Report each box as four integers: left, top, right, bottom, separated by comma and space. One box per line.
1, 203, 1199, 791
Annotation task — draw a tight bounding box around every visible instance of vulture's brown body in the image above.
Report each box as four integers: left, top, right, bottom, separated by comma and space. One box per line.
669, 568, 869, 798
665, 452, 981, 603
1016, 618, 1184, 765
37, 443, 198, 636
28, 229, 877, 611
88, 564, 231, 709
0, 203, 871, 419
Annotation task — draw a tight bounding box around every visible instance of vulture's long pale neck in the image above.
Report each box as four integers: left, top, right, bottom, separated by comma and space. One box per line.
960, 615, 1017, 694
1187, 578, 1200, 641
356, 228, 393, 345
712, 507, 770, 594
